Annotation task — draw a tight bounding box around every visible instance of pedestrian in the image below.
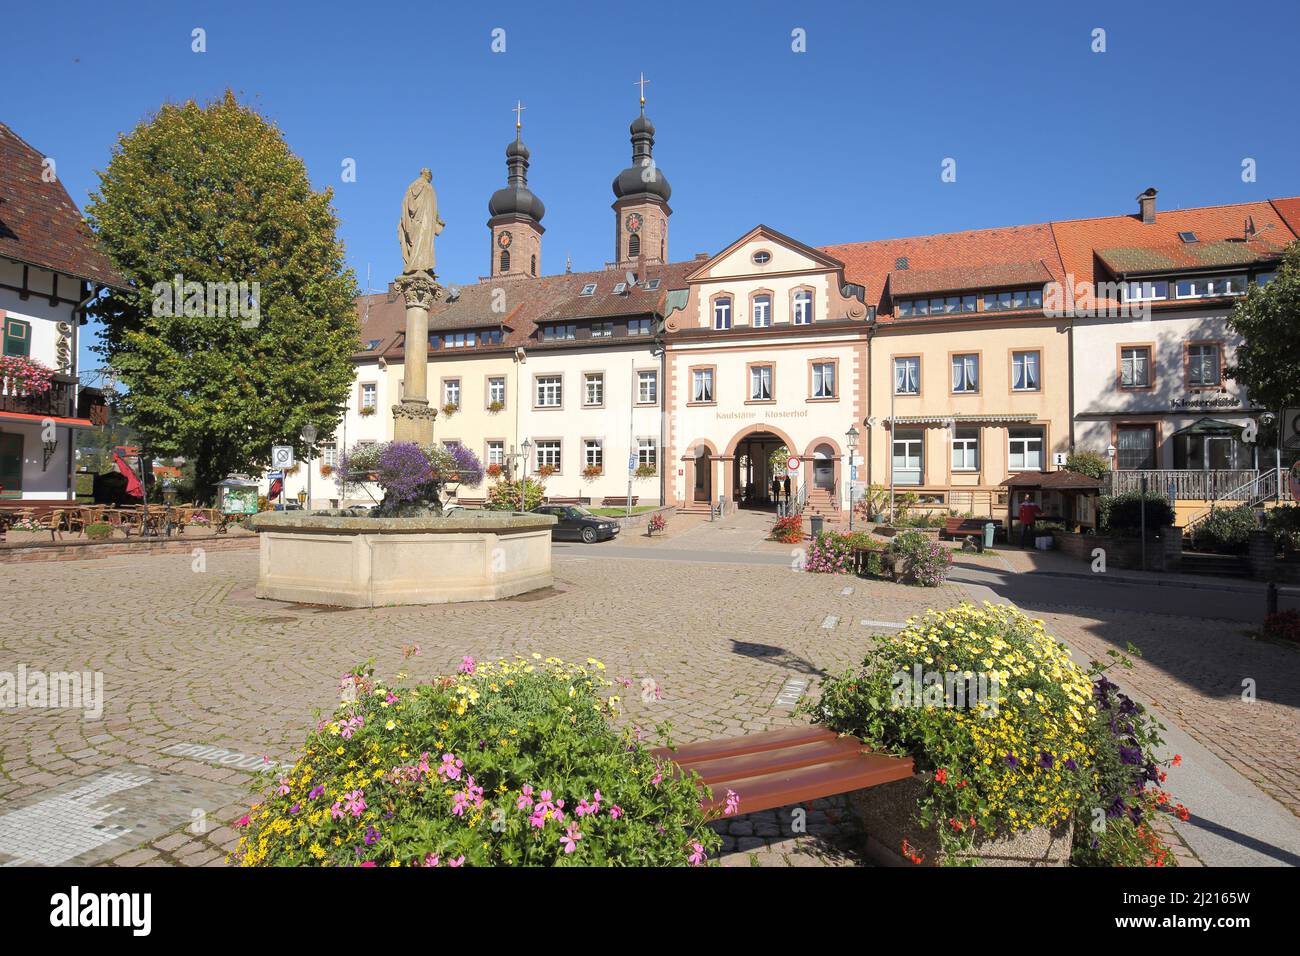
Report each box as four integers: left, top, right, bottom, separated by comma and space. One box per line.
783, 475, 792, 507
1018, 493, 1041, 547
771, 474, 781, 506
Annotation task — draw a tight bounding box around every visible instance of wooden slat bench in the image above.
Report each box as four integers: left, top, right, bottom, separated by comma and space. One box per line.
941, 517, 1001, 546
543, 496, 583, 506
601, 496, 639, 507
453, 497, 485, 508
652, 726, 913, 814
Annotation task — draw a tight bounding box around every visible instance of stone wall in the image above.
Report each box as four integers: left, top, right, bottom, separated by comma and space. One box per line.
1052, 526, 1181, 572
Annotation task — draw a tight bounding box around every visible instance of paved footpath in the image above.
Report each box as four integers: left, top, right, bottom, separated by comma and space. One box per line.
1, 510, 1296, 867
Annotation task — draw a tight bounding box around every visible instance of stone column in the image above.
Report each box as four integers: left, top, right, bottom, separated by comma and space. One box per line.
392, 271, 441, 445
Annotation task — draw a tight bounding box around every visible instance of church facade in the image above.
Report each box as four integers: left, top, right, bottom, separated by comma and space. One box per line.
283, 97, 1299, 520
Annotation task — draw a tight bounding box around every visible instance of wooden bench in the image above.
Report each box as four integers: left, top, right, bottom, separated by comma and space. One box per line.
601, 496, 639, 507
652, 726, 913, 814
543, 496, 583, 506
453, 497, 485, 508
941, 517, 1001, 547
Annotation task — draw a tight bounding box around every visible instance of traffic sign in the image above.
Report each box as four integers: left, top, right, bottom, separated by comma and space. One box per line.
628, 454, 637, 472
271, 445, 295, 469
266, 470, 284, 481
786, 456, 800, 473
1283, 408, 1300, 452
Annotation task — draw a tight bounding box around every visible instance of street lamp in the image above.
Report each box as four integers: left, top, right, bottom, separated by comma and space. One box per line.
520, 438, 532, 513
845, 425, 859, 531
301, 423, 318, 512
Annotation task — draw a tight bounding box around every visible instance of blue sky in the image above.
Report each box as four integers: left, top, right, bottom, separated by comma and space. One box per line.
7, 0, 1300, 372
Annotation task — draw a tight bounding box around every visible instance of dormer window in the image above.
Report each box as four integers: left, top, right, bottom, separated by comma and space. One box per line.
713, 297, 732, 330
792, 290, 813, 325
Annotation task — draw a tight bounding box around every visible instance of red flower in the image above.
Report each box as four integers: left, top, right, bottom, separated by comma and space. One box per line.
1171, 754, 1182, 767
933, 768, 948, 784
956, 779, 968, 789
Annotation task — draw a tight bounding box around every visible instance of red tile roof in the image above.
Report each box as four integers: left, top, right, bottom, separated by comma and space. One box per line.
822, 221, 1067, 321
1051, 198, 1298, 309
0, 122, 124, 288
365, 259, 697, 361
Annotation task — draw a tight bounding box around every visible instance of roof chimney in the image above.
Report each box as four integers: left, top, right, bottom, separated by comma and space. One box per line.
1137, 187, 1157, 225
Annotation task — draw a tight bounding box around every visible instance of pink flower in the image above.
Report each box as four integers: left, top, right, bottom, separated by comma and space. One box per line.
235, 814, 250, 828
457, 655, 476, 674
437, 753, 463, 781
422, 853, 439, 867
724, 789, 741, 816
342, 789, 367, 818
448, 855, 465, 867
516, 784, 535, 811
358, 861, 376, 867
651, 771, 663, 786
274, 777, 291, 797
330, 802, 345, 821
687, 841, 706, 866
609, 805, 623, 820
560, 824, 582, 854
575, 790, 601, 818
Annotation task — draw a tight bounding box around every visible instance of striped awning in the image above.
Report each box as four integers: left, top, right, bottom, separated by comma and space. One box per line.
889, 413, 1037, 425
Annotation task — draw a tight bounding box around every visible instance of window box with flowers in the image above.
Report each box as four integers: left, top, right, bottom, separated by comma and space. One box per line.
358, 406, 376, 417
319, 464, 335, 477
441, 403, 459, 418
581, 465, 603, 481
486, 463, 504, 479
536, 464, 556, 480
487, 400, 505, 413
634, 464, 658, 479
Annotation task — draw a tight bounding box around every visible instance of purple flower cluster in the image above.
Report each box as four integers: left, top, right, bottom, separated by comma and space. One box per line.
376, 442, 435, 503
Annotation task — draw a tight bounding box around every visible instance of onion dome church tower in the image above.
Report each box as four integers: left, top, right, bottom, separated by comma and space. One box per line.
612, 74, 671, 268
488, 102, 546, 279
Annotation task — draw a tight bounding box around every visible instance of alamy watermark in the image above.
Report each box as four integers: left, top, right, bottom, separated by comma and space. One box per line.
890, 664, 1002, 715
0, 665, 104, 719
1043, 275, 1151, 321
151, 273, 260, 328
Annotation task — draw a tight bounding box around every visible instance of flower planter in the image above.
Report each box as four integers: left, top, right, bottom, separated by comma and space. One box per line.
849, 773, 1073, 867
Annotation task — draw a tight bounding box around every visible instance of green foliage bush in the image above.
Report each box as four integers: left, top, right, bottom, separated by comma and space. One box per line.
1189, 505, 1259, 554
1065, 451, 1110, 480
84, 522, 113, 541
1099, 492, 1175, 535
484, 477, 546, 512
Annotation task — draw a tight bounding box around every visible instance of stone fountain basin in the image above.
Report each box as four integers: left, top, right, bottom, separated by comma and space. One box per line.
249, 511, 556, 607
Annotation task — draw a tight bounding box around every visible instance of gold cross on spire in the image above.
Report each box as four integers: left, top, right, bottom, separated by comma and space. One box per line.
512, 100, 526, 134
634, 72, 649, 111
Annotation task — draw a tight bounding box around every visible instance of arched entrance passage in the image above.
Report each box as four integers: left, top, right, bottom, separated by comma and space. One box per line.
725, 423, 799, 509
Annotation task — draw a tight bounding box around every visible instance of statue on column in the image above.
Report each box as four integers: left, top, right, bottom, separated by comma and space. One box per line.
398, 168, 444, 275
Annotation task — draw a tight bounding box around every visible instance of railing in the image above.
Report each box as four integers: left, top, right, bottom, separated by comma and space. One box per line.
0, 373, 78, 418
1183, 468, 1282, 534
1105, 469, 1258, 501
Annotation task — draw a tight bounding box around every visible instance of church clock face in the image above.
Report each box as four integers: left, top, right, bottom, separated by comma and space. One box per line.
624, 212, 643, 234
497, 230, 513, 249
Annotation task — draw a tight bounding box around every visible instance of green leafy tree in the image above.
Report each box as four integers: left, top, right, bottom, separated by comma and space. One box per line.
1065, 450, 1110, 480
1226, 241, 1300, 416
86, 91, 358, 501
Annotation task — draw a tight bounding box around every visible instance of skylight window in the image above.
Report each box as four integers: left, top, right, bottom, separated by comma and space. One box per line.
644, 278, 661, 291
1178, 231, 1199, 244
579, 283, 597, 296
612, 282, 627, 295
366, 339, 382, 350
895, 257, 909, 270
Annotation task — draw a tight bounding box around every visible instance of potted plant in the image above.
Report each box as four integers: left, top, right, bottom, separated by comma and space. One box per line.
634, 463, 657, 479
647, 512, 666, 536
487, 400, 505, 413
358, 405, 376, 417
536, 464, 556, 480
486, 463, 504, 479
319, 464, 335, 477
582, 465, 603, 481
85, 522, 114, 542
441, 402, 459, 417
